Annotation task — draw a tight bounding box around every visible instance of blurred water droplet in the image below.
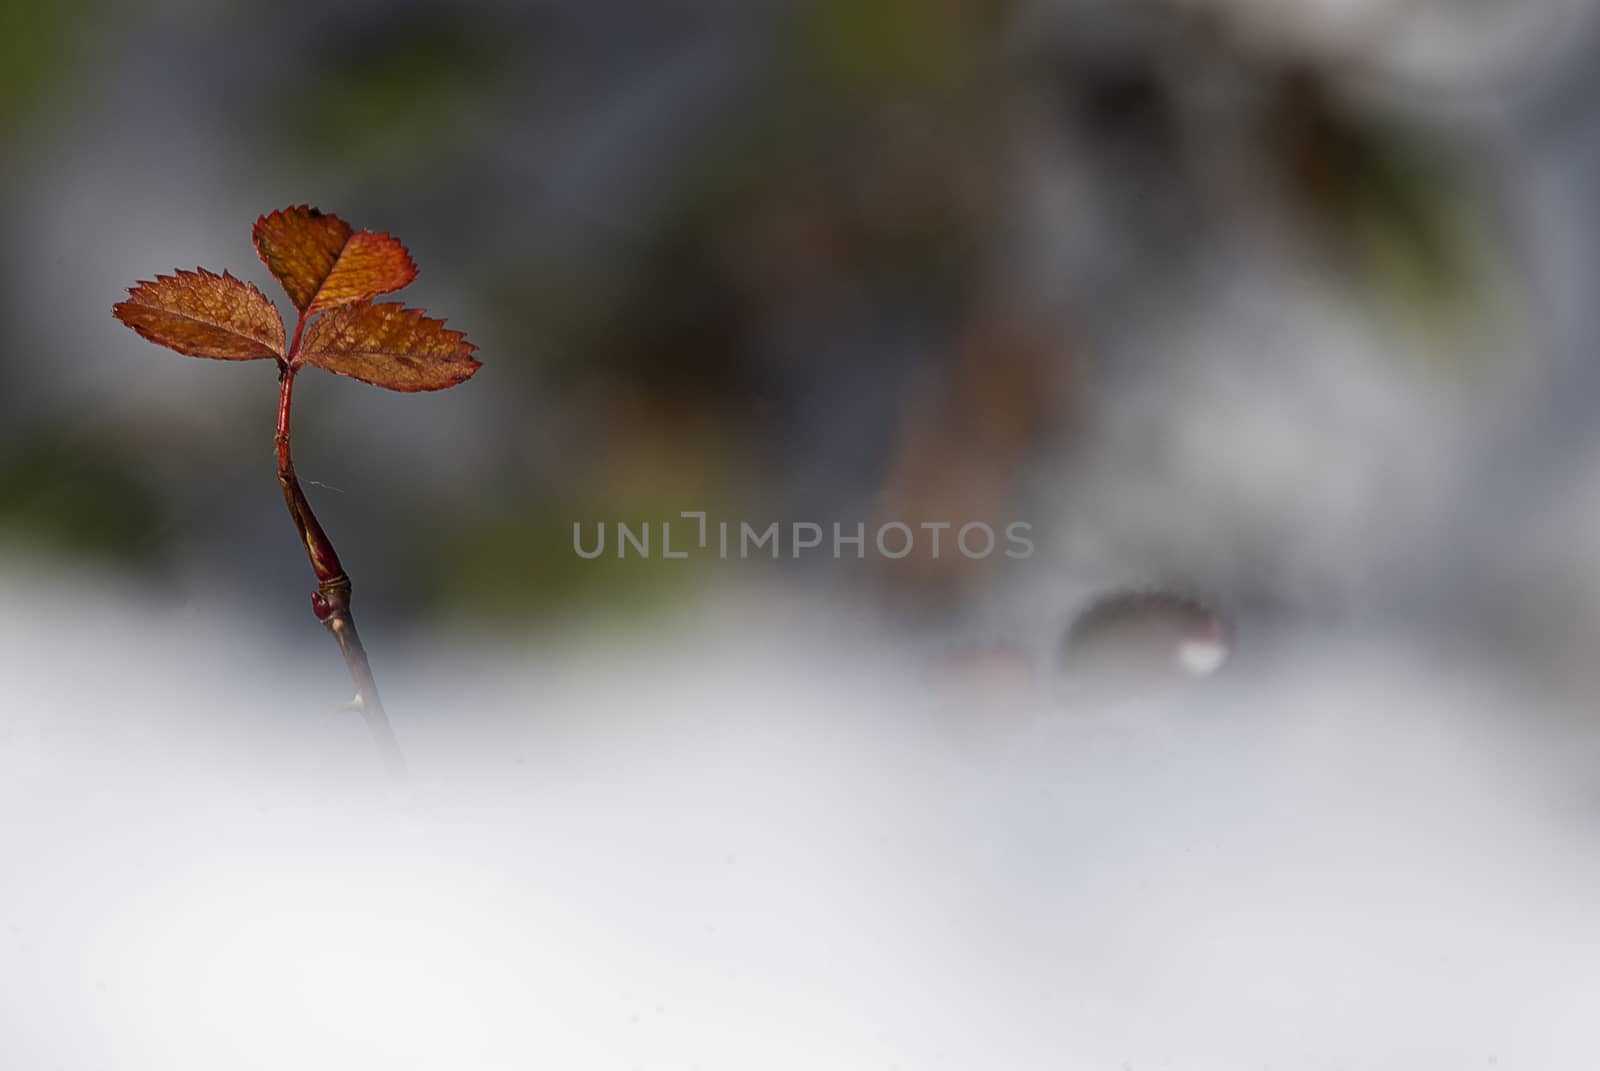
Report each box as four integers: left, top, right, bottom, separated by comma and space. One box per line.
1061, 590, 1230, 690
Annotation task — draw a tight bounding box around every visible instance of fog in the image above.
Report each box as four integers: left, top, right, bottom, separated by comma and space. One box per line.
6, 571, 1600, 1069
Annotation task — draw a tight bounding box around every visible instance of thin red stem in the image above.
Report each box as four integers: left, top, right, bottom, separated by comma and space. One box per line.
277, 311, 406, 779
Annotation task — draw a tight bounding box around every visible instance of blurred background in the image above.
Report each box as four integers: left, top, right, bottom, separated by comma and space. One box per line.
9, 0, 1600, 657
13, 1, 1600, 1067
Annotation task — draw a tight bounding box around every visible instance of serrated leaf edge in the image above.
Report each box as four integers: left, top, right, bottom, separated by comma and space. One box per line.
112, 266, 287, 359
251, 205, 419, 314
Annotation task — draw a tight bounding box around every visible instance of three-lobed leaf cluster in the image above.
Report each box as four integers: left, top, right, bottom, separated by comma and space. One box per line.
113, 206, 479, 391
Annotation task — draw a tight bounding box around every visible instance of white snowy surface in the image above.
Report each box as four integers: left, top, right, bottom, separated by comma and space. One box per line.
5, 574, 1600, 1070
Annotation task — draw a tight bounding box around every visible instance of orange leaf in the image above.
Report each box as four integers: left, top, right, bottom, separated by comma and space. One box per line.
296, 302, 480, 392
252, 205, 418, 315
113, 268, 286, 361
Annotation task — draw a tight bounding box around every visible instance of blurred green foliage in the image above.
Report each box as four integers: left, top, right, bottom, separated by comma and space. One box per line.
266, 8, 522, 172
1277, 73, 1492, 338
0, 0, 91, 130
0, 434, 168, 569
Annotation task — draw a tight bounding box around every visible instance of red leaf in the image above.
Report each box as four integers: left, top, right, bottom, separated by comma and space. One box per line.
112, 268, 286, 361
252, 205, 417, 315
296, 301, 480, 392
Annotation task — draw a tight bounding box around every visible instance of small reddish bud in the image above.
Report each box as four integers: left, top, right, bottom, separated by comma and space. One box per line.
310, 591, 333, 620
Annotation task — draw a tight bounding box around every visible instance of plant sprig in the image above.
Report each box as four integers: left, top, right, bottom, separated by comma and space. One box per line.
114, 205, 481, 776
